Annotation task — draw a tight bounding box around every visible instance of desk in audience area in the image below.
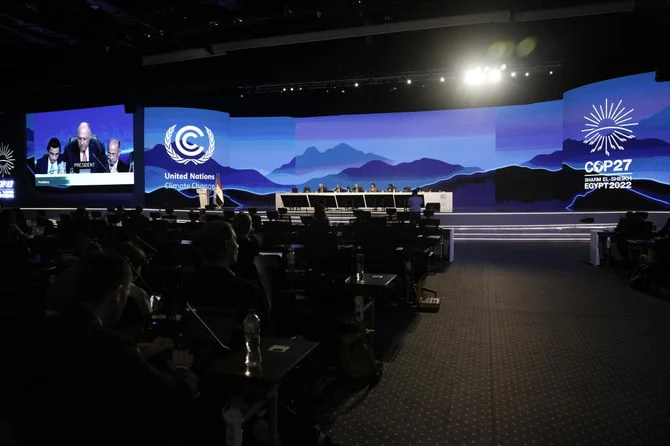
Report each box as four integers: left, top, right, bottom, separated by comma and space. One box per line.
276, 191, 453, 212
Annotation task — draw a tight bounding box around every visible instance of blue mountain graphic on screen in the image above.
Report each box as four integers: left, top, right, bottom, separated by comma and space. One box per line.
268, 143, 392, 182
299, 158, 481, 190
524, 137, 670, 172
145, 144, 285, 192
635, 106, 670, 141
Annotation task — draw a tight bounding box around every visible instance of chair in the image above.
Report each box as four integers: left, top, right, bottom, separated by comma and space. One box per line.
266, 210, 279, 221
68, 135, 100, 144
425, 203, 441, 212
423, 209, 435, 218
291, 188, 299, 193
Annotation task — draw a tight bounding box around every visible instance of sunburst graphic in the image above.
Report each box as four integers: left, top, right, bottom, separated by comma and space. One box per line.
0, 143, 14, 178
581, 98, 638, 156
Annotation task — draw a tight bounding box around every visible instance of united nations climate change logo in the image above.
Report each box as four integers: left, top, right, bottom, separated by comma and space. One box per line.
0, 143, 15, 178
165, 125, 215, 165
582, 99, 638, 157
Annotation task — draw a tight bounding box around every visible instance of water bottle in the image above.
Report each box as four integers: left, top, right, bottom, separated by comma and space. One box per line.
129, 160, 135, 173
243, 309, 262, 368
355, 253, 365, 282
58, 161, 66, 174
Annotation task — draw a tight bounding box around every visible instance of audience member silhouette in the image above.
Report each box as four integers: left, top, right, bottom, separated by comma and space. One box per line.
114, 241, 151, 340
15, 251, 197, 446
189, 221, 273, 347
312, 203, 330, 228
231, 212, 259, 281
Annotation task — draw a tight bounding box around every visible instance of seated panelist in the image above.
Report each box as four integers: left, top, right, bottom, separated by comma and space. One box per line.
63, 121, 107, 173
386, 183, 399, 192
35, 137, 64, 174
317, 183, 328, 193
369, 182, 379, 192
334, 184, 344, 192
107, 139, 129, 173
352, 183, 364, 192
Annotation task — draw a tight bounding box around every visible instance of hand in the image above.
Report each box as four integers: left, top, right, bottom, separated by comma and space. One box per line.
169, 349, 194, 370
138, 336, 174, 359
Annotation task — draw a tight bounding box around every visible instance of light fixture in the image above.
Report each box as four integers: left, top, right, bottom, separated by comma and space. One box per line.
511, 72, 517, 77
440, 77, 445, 82
407, 79, 412, 84
354, 82, 359, 87
525, 72, 529, 77
488, 69, 501, 82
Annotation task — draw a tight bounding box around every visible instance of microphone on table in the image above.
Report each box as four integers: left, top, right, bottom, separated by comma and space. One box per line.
126, 258, 231, 351
91, 151, 110, 173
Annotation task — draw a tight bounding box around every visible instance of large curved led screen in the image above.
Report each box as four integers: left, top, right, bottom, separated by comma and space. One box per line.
144, 72, 670, 211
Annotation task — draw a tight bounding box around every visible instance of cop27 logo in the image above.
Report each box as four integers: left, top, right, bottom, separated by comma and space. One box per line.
582, 99, 638, 157
0, 143, 15, 178
165, 125, 215, 165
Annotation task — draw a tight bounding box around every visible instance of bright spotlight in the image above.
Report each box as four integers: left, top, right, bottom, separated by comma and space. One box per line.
525, 72, 529, 77
488, 69, 501, 82
464, 67, 485, 85
407, 79, 412, 85
511, 72, 516, 77
354, 82, 359, 87
500, 64, 507, 71
440, 77, 445, 82
549, 71, 553, 75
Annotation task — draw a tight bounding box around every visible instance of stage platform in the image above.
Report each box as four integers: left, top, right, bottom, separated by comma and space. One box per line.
18, 207, 670, 242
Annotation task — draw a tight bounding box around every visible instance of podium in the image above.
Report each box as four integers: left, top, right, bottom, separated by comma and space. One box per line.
196, 188, 210, 209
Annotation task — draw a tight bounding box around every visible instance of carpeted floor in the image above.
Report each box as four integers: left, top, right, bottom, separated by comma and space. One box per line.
324, 242, 670, 445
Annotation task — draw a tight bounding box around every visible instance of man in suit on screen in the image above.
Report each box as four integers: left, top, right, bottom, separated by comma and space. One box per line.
35, 138, 63, 174
106, 139, 129, 173
63, 122, 107, 173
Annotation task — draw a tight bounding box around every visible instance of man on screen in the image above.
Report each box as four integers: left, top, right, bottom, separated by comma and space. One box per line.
63, 122, 107, 173
35, 138, 63, 174
107, 139, 129, 173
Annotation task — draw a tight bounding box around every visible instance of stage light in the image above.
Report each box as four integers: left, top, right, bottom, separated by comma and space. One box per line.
464, 67, 485, 85
440, 77, 445, 82
488, 69, 501, 82
500, 64, 507, 71
407, 79, 412, 84
549, 71, 553, 75
282, 87, 287, 91
290, 87, 294, 91
354, 82, 359, 87
525, 72, 529, 77
511, 72, 517, 77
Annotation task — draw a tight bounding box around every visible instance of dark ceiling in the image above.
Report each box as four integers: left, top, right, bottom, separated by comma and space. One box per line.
0, 0, 667, 115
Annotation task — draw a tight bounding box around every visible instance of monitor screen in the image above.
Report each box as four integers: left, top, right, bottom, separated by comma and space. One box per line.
27, 105, 134, 188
